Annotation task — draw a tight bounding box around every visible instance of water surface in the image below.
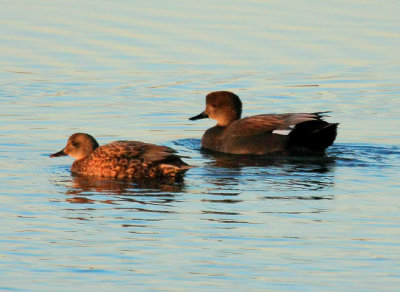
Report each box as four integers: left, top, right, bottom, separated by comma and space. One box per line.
1, 0, 399, 291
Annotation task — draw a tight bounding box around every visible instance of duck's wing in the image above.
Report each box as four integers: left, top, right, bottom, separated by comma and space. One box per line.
100, 141, 183, 164
224, 113, 326, 137
140, 144, 182, 164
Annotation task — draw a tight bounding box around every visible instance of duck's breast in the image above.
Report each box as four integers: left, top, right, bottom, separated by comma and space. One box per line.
201, 126, 225, 152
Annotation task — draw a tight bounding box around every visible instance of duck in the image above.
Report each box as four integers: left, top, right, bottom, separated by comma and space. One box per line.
50, 133, 189, 181
189, 91, 338, 155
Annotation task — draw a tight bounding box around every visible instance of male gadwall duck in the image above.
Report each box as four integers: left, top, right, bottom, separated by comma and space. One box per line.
189, 91, 338, 154
50, 133, 189, 180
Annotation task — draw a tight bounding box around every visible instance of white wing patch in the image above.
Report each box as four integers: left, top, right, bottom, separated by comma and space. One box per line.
272, 129, 292, 135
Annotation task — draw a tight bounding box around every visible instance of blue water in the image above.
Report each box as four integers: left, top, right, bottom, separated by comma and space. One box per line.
1, 0, 400, 291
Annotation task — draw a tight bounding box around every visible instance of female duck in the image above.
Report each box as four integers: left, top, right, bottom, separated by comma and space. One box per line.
190, 91, 338, 154
50, 133, 189, 180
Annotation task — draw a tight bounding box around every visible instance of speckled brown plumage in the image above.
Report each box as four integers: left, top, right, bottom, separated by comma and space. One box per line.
50, 133, 189, 181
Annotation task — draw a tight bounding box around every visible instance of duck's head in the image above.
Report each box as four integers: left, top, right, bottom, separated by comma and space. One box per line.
189, 91, 242, 126
50, 133, 99, 160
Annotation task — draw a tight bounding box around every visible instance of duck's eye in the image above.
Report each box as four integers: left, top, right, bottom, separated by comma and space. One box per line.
211, 104, 218, 108
72, 142, 80, 148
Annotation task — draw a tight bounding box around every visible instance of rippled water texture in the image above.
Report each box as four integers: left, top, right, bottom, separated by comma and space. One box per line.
1, 0, 399, 291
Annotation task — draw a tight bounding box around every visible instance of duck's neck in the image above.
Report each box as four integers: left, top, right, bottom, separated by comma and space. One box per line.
217, 115, 240, 126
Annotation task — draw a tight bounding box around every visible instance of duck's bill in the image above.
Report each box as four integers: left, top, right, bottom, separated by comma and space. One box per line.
189, 111, 208, 120
50, 149, 67, 158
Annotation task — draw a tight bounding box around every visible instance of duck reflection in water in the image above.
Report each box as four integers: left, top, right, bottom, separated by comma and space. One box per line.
199, 147, 336, 194
63, 172, 184, 205
201, 148, 334, 171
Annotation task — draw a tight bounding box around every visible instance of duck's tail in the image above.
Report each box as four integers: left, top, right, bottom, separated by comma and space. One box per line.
289, 120, 339, 152
155, 163, 192, 181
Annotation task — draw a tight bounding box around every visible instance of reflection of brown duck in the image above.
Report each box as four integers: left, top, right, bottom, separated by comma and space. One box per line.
50, 133, 190, 181
190, 91, 338, 154
67, 174, 136, 195
64, 175, 182, 207
68, 173, 184, 196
